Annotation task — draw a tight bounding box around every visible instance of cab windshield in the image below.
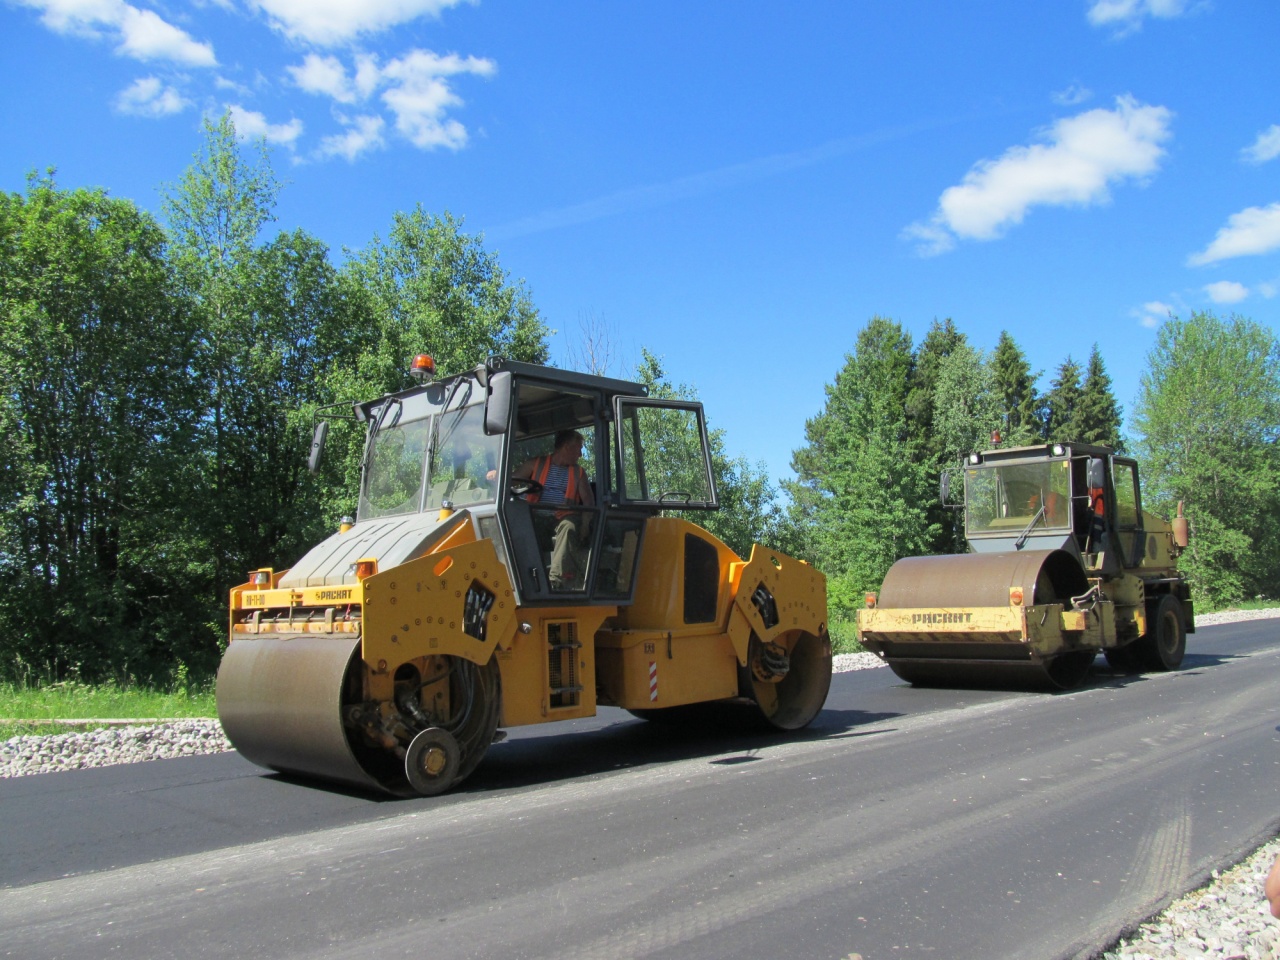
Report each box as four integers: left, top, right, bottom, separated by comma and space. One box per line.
964, 458, 1072, 537
359, 403, 501, 521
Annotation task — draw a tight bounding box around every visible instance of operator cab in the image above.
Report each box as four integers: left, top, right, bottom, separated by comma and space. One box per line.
313, 355, 719, 604
482, 358, 718, 605
957, 443, 1144, 573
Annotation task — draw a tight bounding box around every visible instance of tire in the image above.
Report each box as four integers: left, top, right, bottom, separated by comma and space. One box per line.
1138, 593, 1186, 671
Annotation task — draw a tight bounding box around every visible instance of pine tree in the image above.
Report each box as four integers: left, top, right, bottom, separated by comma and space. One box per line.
931, 344, 1002, 552
903, 319, 967, 554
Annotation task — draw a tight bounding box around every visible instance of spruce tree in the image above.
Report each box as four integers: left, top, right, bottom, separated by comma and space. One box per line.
1075, 345, 1124, 450
990, 331, 1044, 445
1044, 356, 1084, 442
905, 319, 966, 553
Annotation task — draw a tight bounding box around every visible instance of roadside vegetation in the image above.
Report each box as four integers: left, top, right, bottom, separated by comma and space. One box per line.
3, 113, 1277, 693
0, 678, 216, 739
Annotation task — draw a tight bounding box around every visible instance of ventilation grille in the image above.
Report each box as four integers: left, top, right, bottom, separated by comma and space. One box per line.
547, 621, 582, 708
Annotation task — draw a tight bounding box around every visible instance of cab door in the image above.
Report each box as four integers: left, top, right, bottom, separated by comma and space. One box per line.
612, 398, 718, 510
1111, 457, 1145, 567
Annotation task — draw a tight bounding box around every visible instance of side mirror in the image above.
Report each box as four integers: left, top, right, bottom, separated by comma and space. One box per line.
939, 470, 952, 505
307, 421, 329, 474
485, 371, 512, 436
1087, 457, 1106, 490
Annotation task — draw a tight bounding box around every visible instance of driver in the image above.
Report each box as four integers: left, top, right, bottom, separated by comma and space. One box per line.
511, 430, 594, 589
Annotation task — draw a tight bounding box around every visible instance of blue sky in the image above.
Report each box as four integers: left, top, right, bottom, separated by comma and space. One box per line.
3, 0, 1278, 487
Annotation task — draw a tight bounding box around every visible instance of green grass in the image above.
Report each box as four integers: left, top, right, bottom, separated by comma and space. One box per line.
1204, 598, 1280, 614
828, 618, 865, 655
0, 680, 216, 740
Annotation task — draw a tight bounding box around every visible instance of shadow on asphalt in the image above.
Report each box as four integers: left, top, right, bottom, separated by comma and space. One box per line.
1088, 650, 1243, 689
463, 704, 902, 794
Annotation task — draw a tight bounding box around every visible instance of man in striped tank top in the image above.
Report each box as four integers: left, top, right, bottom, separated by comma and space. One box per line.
511, 430, 594, 589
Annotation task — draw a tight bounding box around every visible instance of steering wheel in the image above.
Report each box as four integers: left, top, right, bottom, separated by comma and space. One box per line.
508, 476, 544, 498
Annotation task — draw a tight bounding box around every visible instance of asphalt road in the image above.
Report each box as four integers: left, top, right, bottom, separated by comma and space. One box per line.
2, 619, 1278, 960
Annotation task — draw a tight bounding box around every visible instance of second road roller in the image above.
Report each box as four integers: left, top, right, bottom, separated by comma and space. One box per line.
216, 354, 832, 796
857, 441, 1194, 689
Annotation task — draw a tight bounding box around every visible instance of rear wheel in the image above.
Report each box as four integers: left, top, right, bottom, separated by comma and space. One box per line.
1137, 594, 1186, 671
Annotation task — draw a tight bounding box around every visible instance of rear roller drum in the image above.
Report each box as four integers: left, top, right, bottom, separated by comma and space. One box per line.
748, 629, 833, 730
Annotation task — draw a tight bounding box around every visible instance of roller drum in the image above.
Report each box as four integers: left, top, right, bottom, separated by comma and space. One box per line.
879, 549, 1088, 610
872, 549, 1093, 690
216, 634, 388, 795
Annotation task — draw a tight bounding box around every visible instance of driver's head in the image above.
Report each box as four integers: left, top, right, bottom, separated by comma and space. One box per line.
550, 430, 585, 466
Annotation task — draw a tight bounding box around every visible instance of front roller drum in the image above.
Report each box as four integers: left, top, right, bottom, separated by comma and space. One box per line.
217, 634, 501, 796
872, 549, 1095, 691
217, 634, 384, 793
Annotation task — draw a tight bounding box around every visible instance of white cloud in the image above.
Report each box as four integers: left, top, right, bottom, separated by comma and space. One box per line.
1188, 203, 1280, 266
1203, 280, 1249, 304
381, 50, 494, 149
288, 54, 356, 102
214, 75, 253, 96
227, 104, 303, 147
1087, 0, 1191, 33
900, 220, 955, 257
248, 0, 470, 46
1242, 125, 1280, 165
904, 95, 1173, 255
317, 114, 386, 162
16, 0, 216, 66
287, 53, 381, 104
289, 49, 494, 154
1052, 84, 1092, 107
1133, 300, 1175, 328
114, 75, 189, 117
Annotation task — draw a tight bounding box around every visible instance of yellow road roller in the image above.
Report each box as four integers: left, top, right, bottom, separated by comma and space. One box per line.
857, 442, 1194, 690
217, 355, 831, 795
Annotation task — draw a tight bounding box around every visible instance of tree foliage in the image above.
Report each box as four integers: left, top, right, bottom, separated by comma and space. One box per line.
1044, 356, 1083, 443
786, 317, 935, 620
1132, 311, 1280, 606
0, 173, 199, 680
0, 118, 553, 683
319, 208, 551, 522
